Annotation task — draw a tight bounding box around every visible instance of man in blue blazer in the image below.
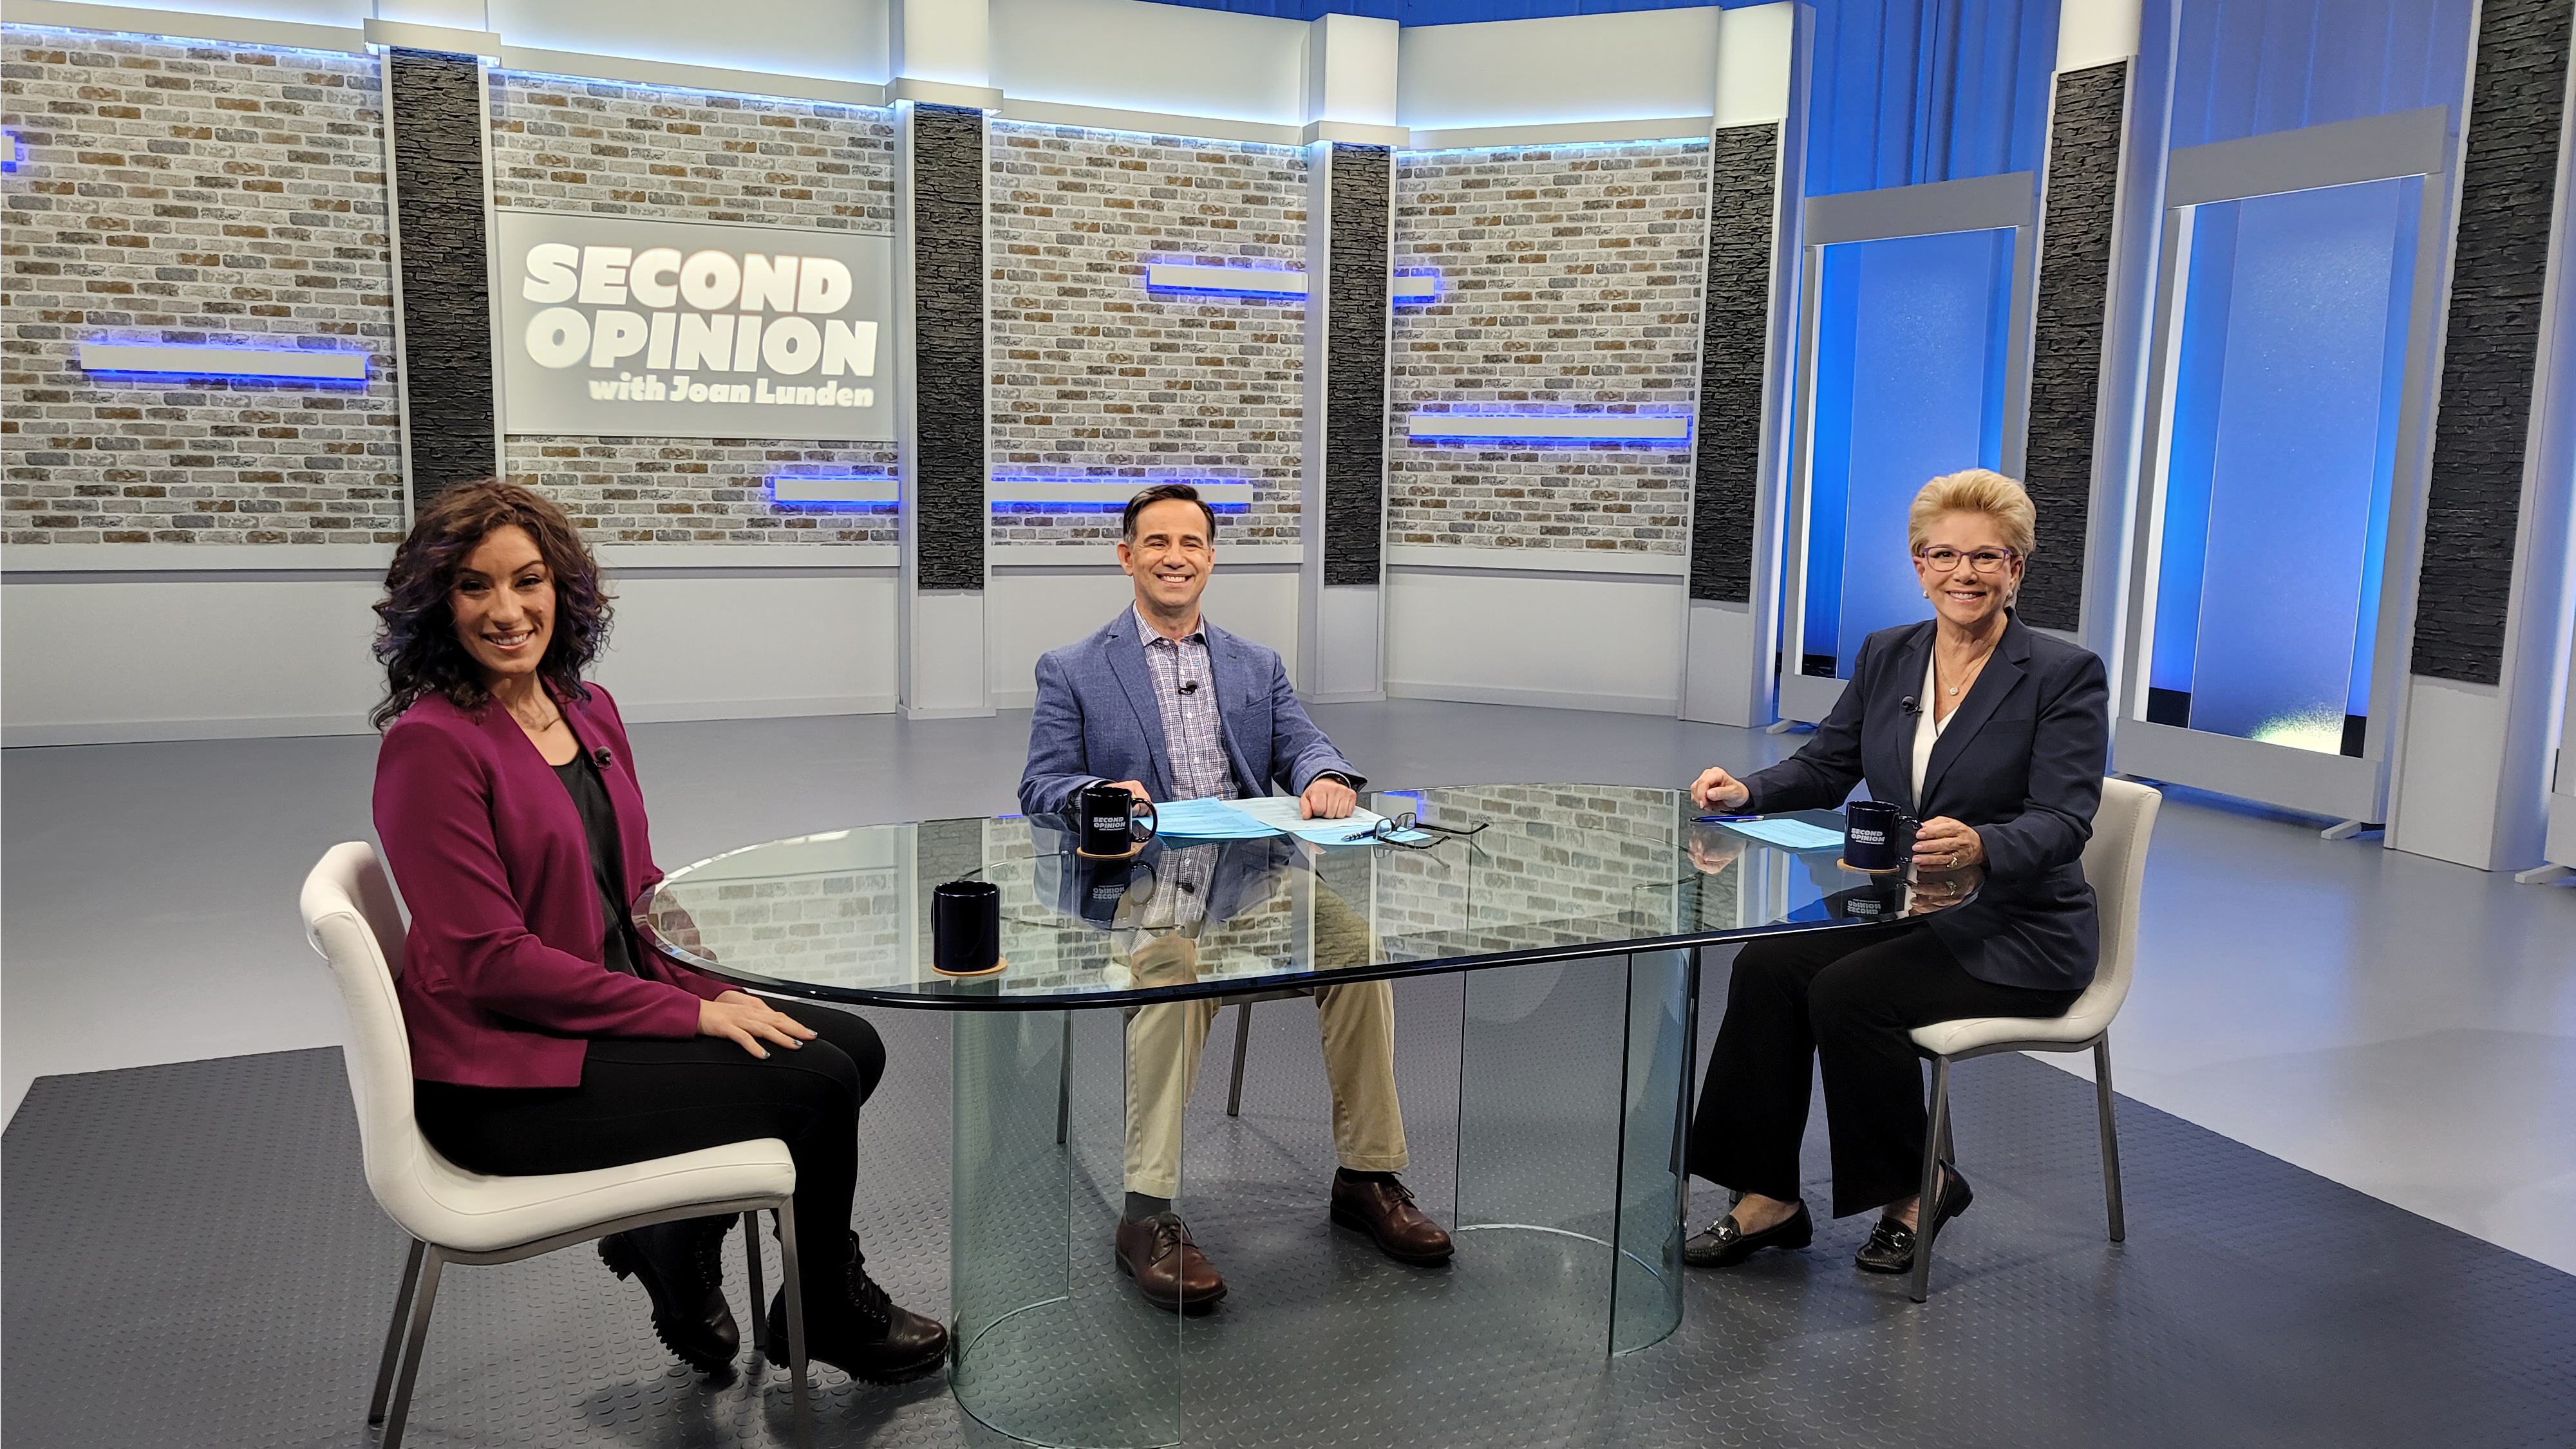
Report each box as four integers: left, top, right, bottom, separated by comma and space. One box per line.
1019, 484, 1452, 1311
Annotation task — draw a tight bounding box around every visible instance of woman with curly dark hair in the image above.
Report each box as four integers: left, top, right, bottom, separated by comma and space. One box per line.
370, 478, 945, 1385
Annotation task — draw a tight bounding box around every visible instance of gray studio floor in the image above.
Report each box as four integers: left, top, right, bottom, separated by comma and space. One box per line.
6, 700, 2576, 1447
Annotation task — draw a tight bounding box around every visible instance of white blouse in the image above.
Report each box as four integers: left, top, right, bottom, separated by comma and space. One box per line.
1910, 648, 1950, 807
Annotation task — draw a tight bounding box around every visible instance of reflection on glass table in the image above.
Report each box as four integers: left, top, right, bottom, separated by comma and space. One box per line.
636, 785, 1980, 1449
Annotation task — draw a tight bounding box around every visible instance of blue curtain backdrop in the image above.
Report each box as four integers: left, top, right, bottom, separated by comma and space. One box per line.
2168, 0, 2474, 147
1150, 0, 2060, 200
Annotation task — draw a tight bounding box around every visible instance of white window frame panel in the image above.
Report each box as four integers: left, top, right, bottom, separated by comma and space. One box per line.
2114, 106, 2458, 823
1777, 171, 2041, 727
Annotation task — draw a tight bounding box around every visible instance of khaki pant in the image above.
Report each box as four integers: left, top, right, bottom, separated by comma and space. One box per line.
1119, 873, 1407, 1197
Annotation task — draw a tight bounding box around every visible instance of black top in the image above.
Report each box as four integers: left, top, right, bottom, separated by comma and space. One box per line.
552, 753, 639, 977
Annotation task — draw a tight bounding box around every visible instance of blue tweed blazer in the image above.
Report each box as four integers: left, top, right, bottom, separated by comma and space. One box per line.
1018, 609, 1361, 818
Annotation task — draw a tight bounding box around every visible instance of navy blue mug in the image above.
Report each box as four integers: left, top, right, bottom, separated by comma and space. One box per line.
1078, 782, 1158, 856
1843, 800, 1917, 874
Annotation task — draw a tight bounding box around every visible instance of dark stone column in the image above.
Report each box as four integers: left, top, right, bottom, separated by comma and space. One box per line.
384, 48, 495, 506
912, 103, 986, 593
1689, 122, 1782, 606
1322, 142, 1390, 588
2411, 0, 2571, 685
2020, 60, 2129, 633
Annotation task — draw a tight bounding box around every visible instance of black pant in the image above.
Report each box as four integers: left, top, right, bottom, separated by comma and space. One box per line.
415, 1000, 885, 1298
1688, 919, 2079, 1219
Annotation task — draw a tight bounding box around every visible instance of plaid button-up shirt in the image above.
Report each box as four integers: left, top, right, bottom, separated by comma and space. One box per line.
1136, 606, 1237, 804
1134, 606, 1234, 931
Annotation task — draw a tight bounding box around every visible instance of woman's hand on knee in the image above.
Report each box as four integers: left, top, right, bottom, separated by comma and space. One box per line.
698, 990, 818, 1059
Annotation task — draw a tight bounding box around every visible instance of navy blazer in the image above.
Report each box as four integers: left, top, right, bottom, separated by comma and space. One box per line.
1740, 612, 2110, 992
1019, 609, 1362, 818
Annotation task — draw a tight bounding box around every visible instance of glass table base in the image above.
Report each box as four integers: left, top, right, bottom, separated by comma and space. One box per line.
1456, 949, 1696, 1356
954, 1009, 1182, 1449
948, 949, 1698, 1448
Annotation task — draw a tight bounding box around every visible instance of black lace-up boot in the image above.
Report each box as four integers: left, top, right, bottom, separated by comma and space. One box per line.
600, 1214, 741, 1379
764, 1231, 948, 1383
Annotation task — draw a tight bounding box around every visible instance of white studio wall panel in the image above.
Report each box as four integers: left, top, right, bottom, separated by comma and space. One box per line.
985, 562, 1301, 710
1384, 567, 1685, 715
1397, 7, 1720, 136
1711, 1, 1796, 129
0, 575, 387, 745
50, 0, 370, 27
990, 0, 1308, 132
0, 566, 901, 745
487, 0, 892, 89
588, 571, 901, 722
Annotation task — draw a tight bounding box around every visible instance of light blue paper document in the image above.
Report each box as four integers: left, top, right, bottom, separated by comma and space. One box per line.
1225, 796, 1434, 846
1147, 798, 1280, 840
1720, 817, 1846, 852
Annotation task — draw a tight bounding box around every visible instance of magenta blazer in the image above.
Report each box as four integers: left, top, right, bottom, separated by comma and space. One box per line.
372, 681, 729, 1088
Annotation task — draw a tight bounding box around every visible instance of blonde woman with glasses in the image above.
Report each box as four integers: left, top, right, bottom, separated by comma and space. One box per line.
1680, 470, 2111, 1278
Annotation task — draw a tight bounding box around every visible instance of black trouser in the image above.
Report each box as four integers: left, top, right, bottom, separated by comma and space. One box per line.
415, 1000, 885, 1301
1688, 919, 2080, 1219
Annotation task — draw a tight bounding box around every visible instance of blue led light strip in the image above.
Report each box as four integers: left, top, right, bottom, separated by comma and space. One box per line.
990, 479, 1255, 509
77, 342, 368, 382
771, 475, 898, 505
1143, 263, 1439, 305
1406, 413, 1691, 445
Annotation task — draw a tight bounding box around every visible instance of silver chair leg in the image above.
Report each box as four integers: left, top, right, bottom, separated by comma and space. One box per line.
380, 1245, 446, 1449
743, 1211, 769, 1358
1057, 1013, 1074, 1146
1910, 1058, 1951, 1304
777, 1200, 813, 1449
2094, 1036, 2127, 1242
1225, 1000, 1254, 1117
368, 1239, 427, 1425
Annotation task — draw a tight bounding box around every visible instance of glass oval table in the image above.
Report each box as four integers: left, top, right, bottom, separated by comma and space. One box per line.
635, 783, 1974, 1449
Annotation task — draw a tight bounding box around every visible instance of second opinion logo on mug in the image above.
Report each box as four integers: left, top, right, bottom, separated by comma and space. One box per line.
1843, 800, 1917, 874
1078, 782, 1159, 857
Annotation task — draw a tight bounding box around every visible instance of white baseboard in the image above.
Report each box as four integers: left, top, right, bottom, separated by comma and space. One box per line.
619, 694, 897, 724
1, 695, 901, 745
3, 713, 375, 747
1384, 680, 1678, 716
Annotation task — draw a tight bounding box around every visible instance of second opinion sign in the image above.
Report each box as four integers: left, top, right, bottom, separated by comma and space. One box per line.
493, 212, 897, 444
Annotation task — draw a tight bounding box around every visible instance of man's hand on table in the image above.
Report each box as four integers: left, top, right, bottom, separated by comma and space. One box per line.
1299, 774, 1358, 820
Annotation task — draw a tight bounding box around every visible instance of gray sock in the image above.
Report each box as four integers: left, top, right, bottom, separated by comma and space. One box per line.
1124, 1192, 1172, 1223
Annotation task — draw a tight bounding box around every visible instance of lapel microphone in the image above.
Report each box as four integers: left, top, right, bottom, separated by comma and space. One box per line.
592, 745, 614, 767
1178, 680, 1199, 695
1900, 696, 1921, 715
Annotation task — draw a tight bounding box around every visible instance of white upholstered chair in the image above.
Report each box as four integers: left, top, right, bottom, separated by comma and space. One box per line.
1902, 777, 2161, 1302
299, 842, 813, 1449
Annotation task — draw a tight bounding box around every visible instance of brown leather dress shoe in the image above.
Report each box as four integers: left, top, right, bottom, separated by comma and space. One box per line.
1114, 1213, 1227, 1311
1330, 1173, 1454, 1265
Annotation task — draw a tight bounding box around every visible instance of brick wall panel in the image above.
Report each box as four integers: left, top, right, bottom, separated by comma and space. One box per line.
1, 27, 404, 545
987, 122, 1306, 548
1389, 140, 1711, 557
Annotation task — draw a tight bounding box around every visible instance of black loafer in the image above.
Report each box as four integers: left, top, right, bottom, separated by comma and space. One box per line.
1855, 1163, 1974, 1275
1683, 1198, 1813, 1267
